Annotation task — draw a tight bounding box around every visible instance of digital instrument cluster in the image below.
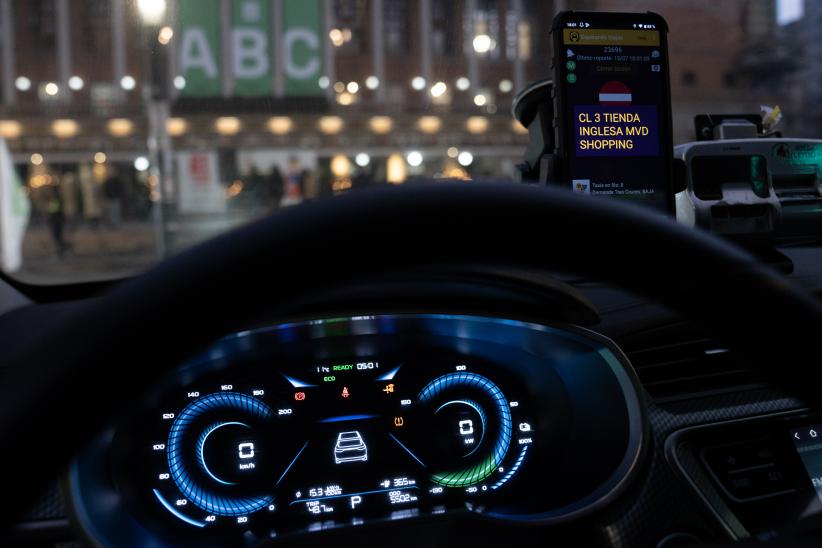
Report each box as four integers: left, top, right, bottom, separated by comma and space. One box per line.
69, 315, 645, 545
148, 356, 534, 529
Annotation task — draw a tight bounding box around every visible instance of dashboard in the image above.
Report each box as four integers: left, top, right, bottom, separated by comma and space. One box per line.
68, 314, 646, 546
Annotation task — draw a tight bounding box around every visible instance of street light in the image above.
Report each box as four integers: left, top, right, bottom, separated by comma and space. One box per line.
135, 0, 170, 260
68, 76, 84, 91
473, 34, 492, 53
134, 156, 150, 171
136, 0, 167, 25
406, 151, 423, 167
430, 81, 447, 98
120, 75, 136, 91
14, 77, 31, 91
355, 153, 371, 167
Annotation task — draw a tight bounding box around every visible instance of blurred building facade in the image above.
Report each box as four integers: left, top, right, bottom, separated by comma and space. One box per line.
783, 1, 821, 138
0, 0, 799, 283
0, 0, 559, 187
0, 1, 789, 177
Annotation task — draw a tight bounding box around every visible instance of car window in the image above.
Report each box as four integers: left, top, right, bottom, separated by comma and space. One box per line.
0, 0, 806, 284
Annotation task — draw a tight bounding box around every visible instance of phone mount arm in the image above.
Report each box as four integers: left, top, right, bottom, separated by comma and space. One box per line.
512, 80, 562, 184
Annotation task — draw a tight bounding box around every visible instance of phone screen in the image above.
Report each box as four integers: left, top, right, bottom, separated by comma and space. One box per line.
553, 13, 673, 213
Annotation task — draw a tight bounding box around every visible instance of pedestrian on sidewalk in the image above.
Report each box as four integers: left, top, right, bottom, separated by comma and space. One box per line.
47, 185, 70, 258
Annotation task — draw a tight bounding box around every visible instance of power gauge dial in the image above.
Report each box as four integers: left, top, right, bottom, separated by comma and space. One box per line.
415, 372, 515, 488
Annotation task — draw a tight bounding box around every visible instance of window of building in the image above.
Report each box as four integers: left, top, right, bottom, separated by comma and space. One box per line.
81, 0, 111, 54
432, 0, 457, 56
505, 7, 518, 61
27, 0, 56, 49
384, 0, 409, 55
333, 0, 368, 54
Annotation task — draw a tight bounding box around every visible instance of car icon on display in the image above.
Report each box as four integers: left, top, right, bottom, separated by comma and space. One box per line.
334, 431, 368, 464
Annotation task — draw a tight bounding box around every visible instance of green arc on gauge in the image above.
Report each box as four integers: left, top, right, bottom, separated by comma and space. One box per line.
430, 454, 501, 487
418, 372, 513, 487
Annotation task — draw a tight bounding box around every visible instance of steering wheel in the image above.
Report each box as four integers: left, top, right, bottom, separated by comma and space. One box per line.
1, 182, 821, 540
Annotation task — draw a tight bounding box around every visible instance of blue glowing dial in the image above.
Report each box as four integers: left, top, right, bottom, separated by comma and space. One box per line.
167, 392, 275, 516
418, 372, 513, 487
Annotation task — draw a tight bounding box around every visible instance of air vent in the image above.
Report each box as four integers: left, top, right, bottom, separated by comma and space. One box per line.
621, 324, 761, 401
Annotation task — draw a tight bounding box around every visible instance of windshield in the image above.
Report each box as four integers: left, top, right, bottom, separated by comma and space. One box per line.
0, 0, 807, 284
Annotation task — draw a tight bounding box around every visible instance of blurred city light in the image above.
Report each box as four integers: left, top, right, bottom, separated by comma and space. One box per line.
14, 76, 31, 91
430, 81, 447, 98
108, 118, 134, 137
329, 28, 345, 47
30, 153, 43, 165
267, 116, 293, 135
318, 116, 344, 135
330, 154, 351, 177
472, 34, 492, 53
136, 0, 167, 25
473, 93, 487, 107
333, 81, 345, 93
318, 76, 330, 89
456, 77, 470, 91
466, 116, 489, 134
158, 26, 174, 45
499, 79, 513, 93
369, 116, 393, 134
447, 146, 459, 159
120, 75, 136, 91
355, 153, 370, 167
0, 120, 21, 139
215, 117, 241, 135
93, 152, 107, 164
346, 81, 359, 94
365, 76, 380, 90
173, 76, 186, 90
134, 156, 150, 171
411, 76, 426, 91
68, 76, 84, 91
417, 116, 442, 134
44, 82, 59, 96
166, 117, 188, 136
386, 154, 407, 184
336, 92, 354, 105
457, 151, 474, 166
51, 119, 79, 139
406, 151, 423, 167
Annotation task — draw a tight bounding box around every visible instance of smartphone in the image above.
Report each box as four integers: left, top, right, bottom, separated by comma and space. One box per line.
551, 11, 674, 214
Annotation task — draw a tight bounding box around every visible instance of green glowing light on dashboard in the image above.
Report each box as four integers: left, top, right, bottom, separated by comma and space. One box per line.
431, 455, 498, 487
750, 155, 768, 198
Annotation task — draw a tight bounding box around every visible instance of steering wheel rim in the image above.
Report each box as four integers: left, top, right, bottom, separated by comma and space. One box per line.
1, 182, 820, 529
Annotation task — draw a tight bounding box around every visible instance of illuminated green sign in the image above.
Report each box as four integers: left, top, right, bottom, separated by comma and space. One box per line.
177, 0, 324, 97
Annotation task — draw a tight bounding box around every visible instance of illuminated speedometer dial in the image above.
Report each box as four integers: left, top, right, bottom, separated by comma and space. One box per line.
416, 372, 513, 487
166, 392, 276, 517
